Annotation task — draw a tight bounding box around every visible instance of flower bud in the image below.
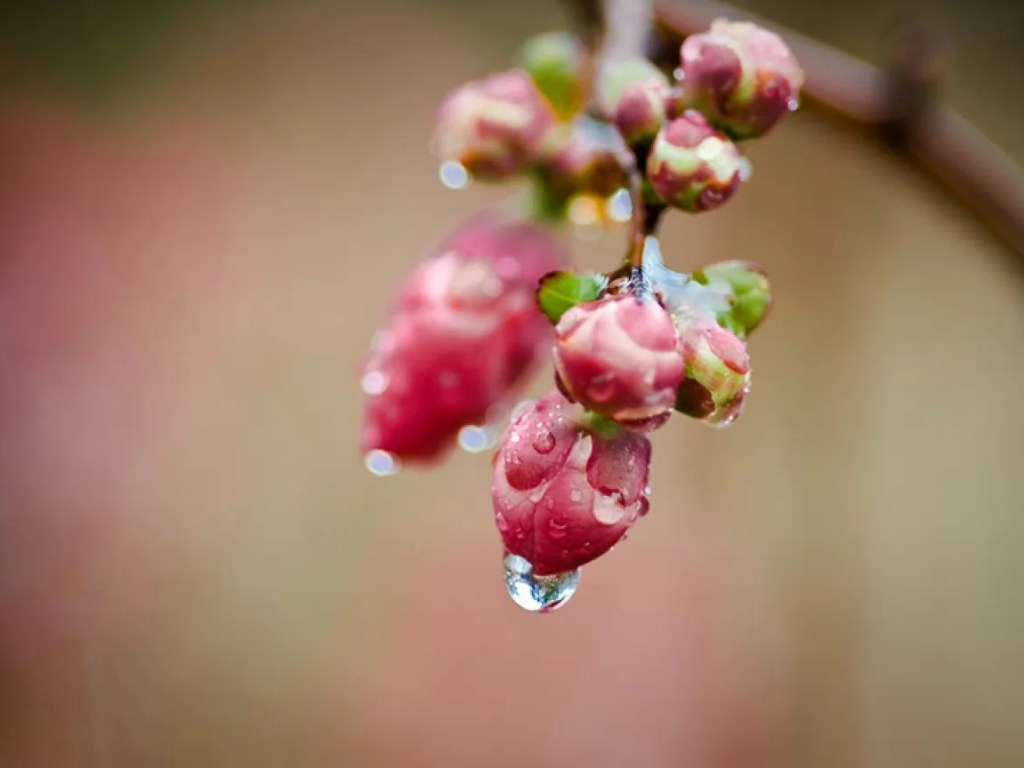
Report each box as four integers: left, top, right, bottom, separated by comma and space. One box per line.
360, 216, 568, 460
546, 116, 632, 199
553, 293, 683, 424
516, 31, 592, 120
673, 315, 751, 426
646, 110, 743, 212
492, 391, 651, 575
679, 19, 804, 139
597, 58, 679, 146
433, 70, 557, 180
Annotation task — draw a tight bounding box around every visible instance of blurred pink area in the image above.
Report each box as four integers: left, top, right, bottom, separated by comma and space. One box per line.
0, 2, 1021, 767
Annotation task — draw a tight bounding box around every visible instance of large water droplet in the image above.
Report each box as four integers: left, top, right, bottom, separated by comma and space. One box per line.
364, 449, 400, 476
458, 425, 495, 453
439, 161, 470, 189
360, 370, 389, 396
788, 98, 800, 112
502, 553, 580, 613
673, 67, 685, 81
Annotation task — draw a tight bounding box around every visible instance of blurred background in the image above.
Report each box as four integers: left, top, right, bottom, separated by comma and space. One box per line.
0, 0, 1022, 765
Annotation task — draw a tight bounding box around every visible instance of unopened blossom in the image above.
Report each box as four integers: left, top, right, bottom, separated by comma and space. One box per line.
546, 116, 632, 199
433, 70, 557, 180
492, 391, 651, 575
360, 216, 567, 460
679, 18, 805, 139
647, 110, 744, 212
673, 313, 751, 426
553, 293, 683, 424
596, 58, 683, 146
516, 31, 592, 120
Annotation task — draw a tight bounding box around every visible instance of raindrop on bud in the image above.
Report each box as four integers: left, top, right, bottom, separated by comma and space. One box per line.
364, 449, 400, 477
458, 425, 495, 453
439, 161, 471, 190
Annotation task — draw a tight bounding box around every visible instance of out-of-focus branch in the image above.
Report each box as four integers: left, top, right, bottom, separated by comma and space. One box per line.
651, 0, 1024, 269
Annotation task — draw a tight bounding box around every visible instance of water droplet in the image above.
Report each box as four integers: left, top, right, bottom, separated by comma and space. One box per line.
738, 157, 753, 182
788, 99, 800, 112
502, 552, 580, 613
547, 518, 568, 539
568, 195, 600, 226
644, 485, 652, 497
607, 188, 632, 223
673, 67, 685, 81
458, 425, 495, 453
439, 161, 470, 189
360, 370, 389, 396
364, 449, 400, 477
510, 432, 521, 444
532, 430, 555, 454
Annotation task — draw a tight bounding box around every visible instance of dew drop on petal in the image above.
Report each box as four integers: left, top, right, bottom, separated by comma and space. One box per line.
532, 430, 556, 454
458, 425, 494, 453
360, 370, 389, 396
364, 449, 400, 477
788, 98, 801, 112
502, 552, 580, 613
439, 161, 470, 189
607, 188, 633, 223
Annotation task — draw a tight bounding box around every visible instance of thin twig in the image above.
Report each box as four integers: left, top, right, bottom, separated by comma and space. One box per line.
652, 0, 1024, 269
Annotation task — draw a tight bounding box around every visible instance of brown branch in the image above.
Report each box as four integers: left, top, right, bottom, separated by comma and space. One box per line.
651, 0, 1024, 269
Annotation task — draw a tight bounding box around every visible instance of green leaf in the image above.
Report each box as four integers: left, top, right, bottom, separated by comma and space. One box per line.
536, 270, 606, 324
693, 260, 772, 338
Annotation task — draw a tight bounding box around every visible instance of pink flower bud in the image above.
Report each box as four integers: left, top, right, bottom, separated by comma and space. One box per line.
546, 116, 632, 198
674, 315, 751, 426
433, 70, 557, 180
553, 293, 683, 424
679, 19, 804, 139
646, 110, 743, 212
492, 391, 651, 575
360, 216, 568, 460
597, 59, 679, 146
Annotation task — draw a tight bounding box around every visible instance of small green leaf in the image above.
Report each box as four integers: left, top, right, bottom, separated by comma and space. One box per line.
693, 260, 772, 338
536, 270, 606, 324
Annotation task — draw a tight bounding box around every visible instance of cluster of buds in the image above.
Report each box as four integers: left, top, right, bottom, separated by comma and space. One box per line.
361, 17, 802, 611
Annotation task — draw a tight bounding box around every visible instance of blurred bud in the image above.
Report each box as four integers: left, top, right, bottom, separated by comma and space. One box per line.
679, 18, 804, 139
692, 260, 772, 337
673, 314, 751, 427
516, 31, 592, 120
360, 215, 568, 461
597, 58, 677, 146
433, 70, 557, 180
646, 110, 743, 212
546, 116, 632, 198
492, 391, 651, 575
553, 293, 683, 424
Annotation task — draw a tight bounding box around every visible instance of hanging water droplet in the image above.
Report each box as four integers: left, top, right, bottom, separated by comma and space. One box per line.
532, 430, 555, 454
787, 98, 800, 112
458, 425, 495, 453
738, 156, 753, 182
360, 370, 389, 396
502, 552, 580, 613
439, 161, 470, 190
673, 67, 685, 81
364, 449, 400, 476
607, 187, 632, 223
547, 518, 568, 539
